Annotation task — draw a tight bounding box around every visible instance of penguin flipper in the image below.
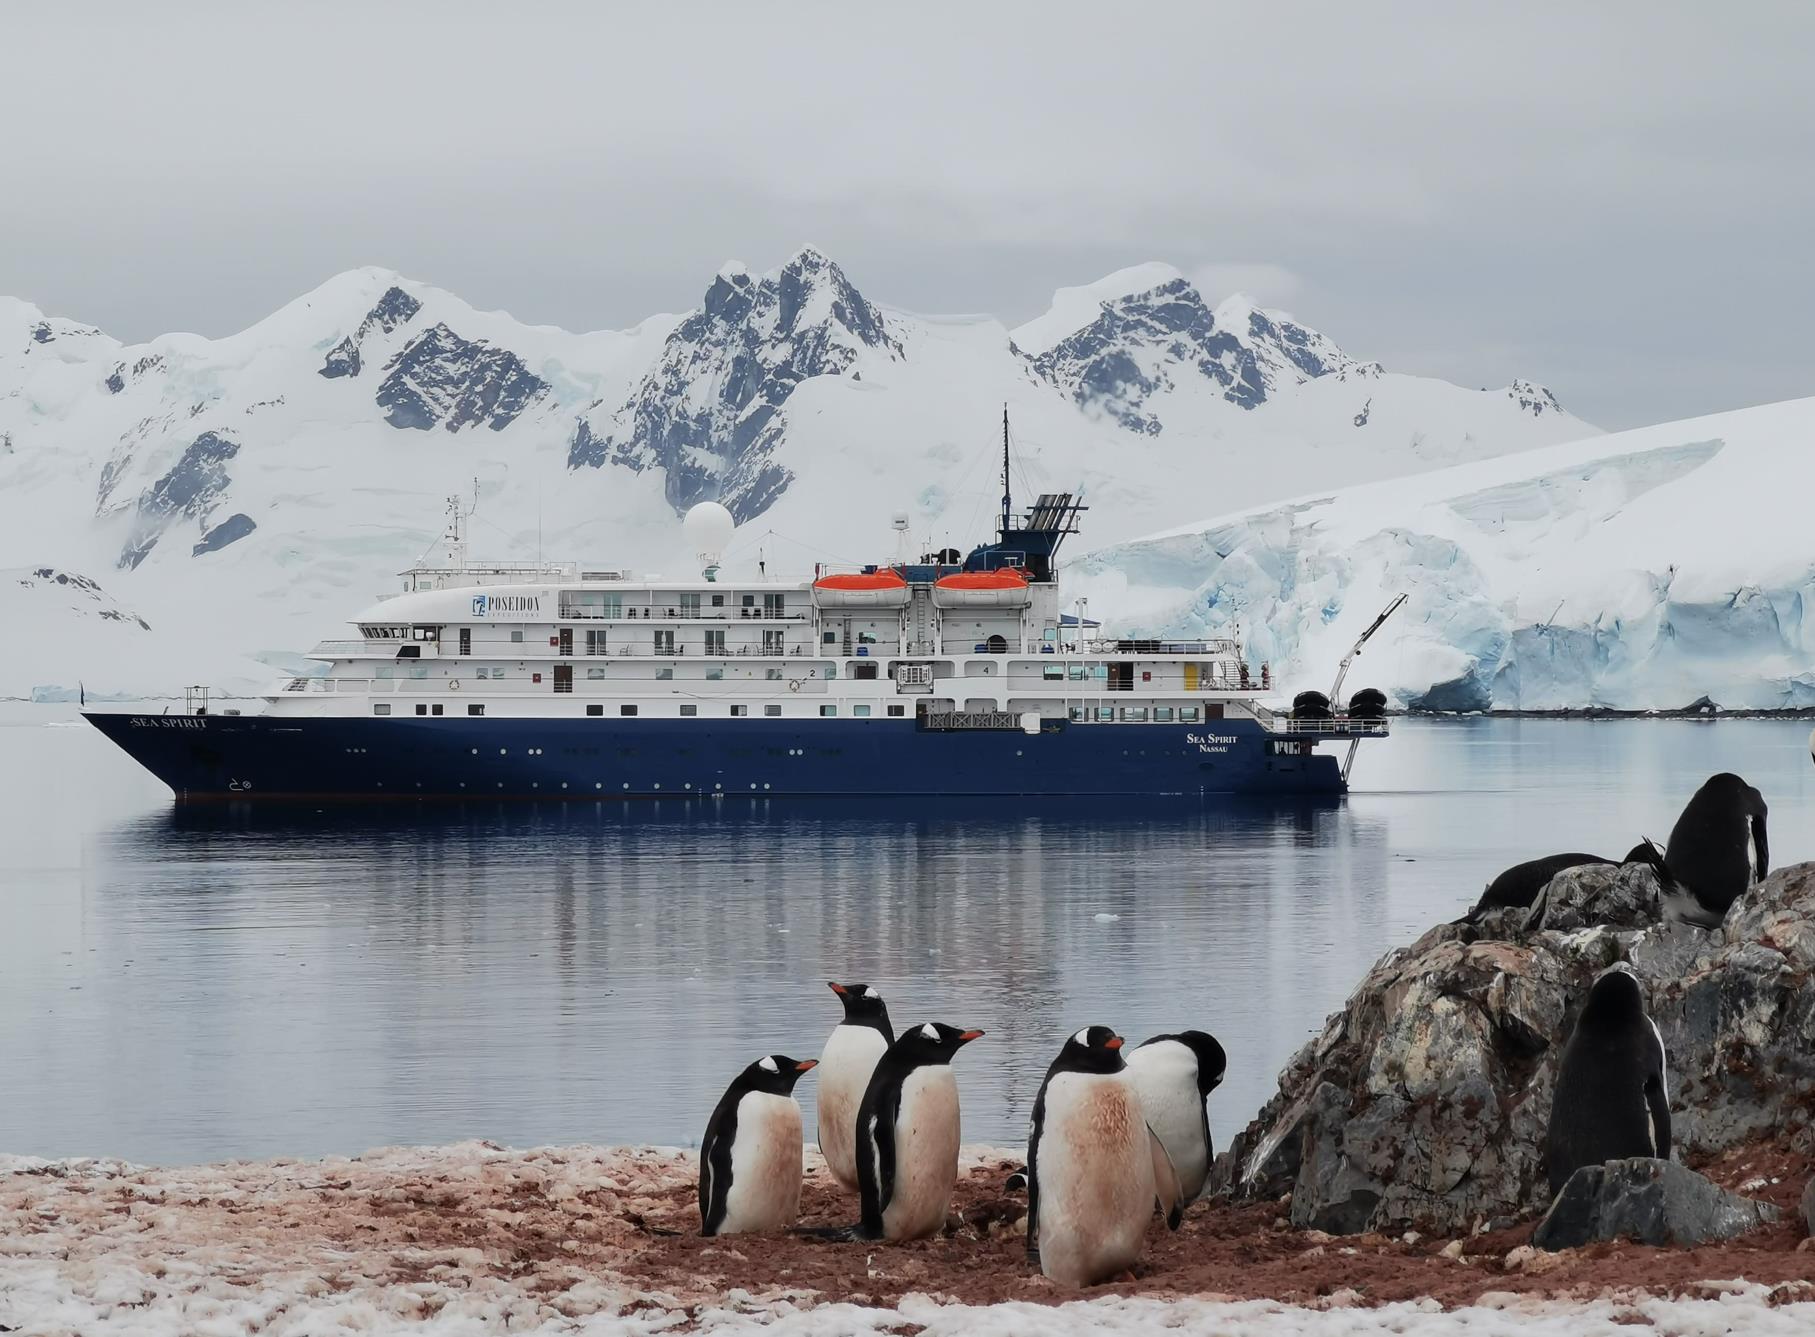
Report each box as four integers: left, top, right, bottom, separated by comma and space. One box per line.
1645, 1072, 1672, 1160
854, 1083, 901, 1240
1751, 811, 1769, 883
1148, 1124, 1184, 1231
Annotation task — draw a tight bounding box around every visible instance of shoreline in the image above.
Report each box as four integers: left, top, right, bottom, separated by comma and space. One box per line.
4, 1139, 1811, 1334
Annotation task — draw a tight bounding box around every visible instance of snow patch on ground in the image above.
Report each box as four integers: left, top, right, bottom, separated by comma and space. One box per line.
5, 1143, 1812, 1335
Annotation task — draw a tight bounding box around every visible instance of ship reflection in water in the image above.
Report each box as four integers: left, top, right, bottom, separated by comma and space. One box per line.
6, 716, 1812, 1165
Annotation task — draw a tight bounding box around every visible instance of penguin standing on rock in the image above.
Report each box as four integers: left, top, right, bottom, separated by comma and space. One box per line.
818, 982, 894, 1192
1125, 1030, 1226, 1204
853, 1022, 984, 1240
1544, 969, 1670, 1196
1027, 1026, 1184, 1286
699, 1055, 818, 1236
1663, 773, 1768, 925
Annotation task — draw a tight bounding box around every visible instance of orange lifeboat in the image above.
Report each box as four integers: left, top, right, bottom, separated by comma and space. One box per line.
932, 567, 1031, 608
814, 571, 908, 591
812, 569, 910, 609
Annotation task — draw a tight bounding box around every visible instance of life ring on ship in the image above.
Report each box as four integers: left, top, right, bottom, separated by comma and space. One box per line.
788, 679, 801, 693
448, 679, 461, 690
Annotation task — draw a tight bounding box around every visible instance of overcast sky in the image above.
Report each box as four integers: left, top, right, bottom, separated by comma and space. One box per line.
5, 2, 1811, 429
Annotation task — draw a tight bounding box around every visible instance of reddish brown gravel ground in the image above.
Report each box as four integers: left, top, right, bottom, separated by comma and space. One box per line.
627, 1143, 1815, 1311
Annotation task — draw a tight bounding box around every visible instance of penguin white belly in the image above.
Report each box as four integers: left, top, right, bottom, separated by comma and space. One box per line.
880, 1067, 960, 1240
818, 1025, 887, 1191
720, 1092, 804, 1234
1036, 1071, 1154, 1286
1125, 1044, 1209, 1199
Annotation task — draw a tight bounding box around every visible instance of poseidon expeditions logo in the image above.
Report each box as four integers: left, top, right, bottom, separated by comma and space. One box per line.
471, 593, 539, 617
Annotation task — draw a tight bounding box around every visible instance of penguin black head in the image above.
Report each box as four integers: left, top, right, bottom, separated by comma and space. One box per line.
1579, 967, 1648, 1027
828, 981, 892, 1033
1141, 1030, 1227, 1096
735, 1054, 820, 1097
1054, 1025, 1128, 1075
894, 1021, 985, 1064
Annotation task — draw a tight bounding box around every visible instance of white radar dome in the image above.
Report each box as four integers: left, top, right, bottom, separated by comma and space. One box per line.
683, 501, 736, 578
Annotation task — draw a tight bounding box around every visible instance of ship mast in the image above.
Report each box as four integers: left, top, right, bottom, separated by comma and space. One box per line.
1001, 404, 1012, 538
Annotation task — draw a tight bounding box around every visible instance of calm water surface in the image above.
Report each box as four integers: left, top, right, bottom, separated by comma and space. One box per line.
3, 709, 1810, 1164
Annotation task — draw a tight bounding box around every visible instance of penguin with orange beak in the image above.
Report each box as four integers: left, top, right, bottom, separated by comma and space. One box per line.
1026, 1026, 1183, 1285
819, 982, 894, 1192
853, 1022, 986, 1240
699, 1054, 819, 1235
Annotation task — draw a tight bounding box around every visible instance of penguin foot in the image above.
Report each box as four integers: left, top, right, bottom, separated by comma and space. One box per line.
789, 1224, 867, 1243
623, 1211, 682, 1237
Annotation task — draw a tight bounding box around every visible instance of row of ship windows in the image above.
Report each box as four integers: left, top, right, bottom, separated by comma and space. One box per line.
1069, 705, 1208, 722
374, 703, 912, 718
371, 702, 1211, 722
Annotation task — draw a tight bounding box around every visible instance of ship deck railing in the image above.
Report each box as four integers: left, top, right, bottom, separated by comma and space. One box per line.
1276, 717, 1391, 735
555, 609, 810, 621
1080, 637, 1241, 656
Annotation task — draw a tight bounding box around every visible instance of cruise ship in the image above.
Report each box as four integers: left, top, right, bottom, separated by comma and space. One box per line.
86, 467, 1390, 800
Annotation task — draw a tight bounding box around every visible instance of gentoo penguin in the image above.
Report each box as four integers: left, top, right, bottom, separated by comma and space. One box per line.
1026, 1026, 1183, 1287
1125, 1030, 1227, 1203
1544, 969, 1670, 1196
853, 1021, 984, 1240
1663, 773, 1769, 925
818, 982, 894, 1193
699, 1054, 818, 1236
1462, 842, 1663, 921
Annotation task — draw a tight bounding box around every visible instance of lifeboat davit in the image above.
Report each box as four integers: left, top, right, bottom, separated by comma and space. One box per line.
931, 568, 1031, 609
812, 569, 911, 609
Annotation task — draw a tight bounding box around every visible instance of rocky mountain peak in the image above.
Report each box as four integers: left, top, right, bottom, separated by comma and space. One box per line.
567, 246, 903, 523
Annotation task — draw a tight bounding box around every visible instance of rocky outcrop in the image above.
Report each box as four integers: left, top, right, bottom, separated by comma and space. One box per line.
118, 431, 241, 569
192, 512, 256, 556
376, 323, 547, 431
1029, 278, 1368, 432
567, 247, 900, 522
1532, 1158, 1779, 1249
1218, 862, 1815, 1236
319, 285, 422, 379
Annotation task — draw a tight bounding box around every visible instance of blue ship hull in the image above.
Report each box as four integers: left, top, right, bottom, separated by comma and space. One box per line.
84, 712, 1348, 800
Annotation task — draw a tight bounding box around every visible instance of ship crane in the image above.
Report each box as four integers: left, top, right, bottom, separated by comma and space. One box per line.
1329, 593, 1407, 785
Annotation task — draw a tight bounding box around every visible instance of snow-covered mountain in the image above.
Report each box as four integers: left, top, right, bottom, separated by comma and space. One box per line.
1074, 396, 1815, 711
0, 250, 1591, 697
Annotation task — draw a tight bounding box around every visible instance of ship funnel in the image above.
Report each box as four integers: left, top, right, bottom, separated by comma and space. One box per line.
683, 501, 736, 582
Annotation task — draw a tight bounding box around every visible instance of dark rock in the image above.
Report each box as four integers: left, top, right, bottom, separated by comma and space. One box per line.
1532, 1157, 1779, 1249
376, 323, 548, 431
104, 366, 125, 394
192, 512, 257, 556
31, 321, 54, 343
1219, 863, 1815, 1235
570, 247, 898, 522
319, 285, 422, 379
319, 337, 361, 379
118, 432, 241, 569
1523, 862, 1667, 933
